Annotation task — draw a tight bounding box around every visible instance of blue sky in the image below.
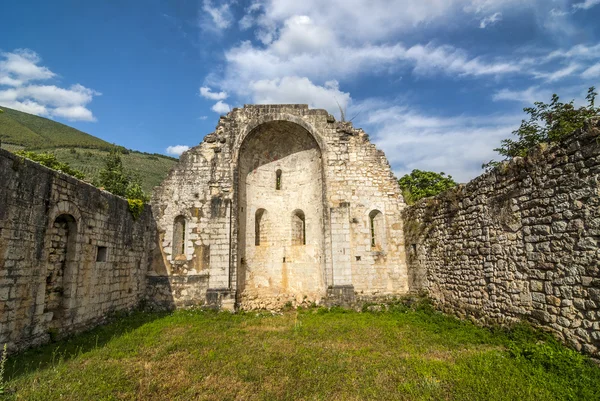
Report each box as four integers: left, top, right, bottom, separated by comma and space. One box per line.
1, 0, 600, 182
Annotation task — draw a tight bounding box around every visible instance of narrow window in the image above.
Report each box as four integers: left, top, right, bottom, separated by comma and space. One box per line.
369, 210, 384, 249
275, 169, 282, 190
292, 210, 306, 245
173, 215, 186, 259
96, 246, 108, 262
255, 209, 267, 246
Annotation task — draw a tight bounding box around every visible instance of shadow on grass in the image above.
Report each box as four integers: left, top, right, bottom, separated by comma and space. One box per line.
5, 310, 170, 381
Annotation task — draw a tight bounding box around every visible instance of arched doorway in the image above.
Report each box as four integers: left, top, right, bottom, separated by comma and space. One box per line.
44, 214, 77, 331
237, 121, 325, 305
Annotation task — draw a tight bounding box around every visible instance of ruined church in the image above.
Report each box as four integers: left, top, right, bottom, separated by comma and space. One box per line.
2, 105, 599, 360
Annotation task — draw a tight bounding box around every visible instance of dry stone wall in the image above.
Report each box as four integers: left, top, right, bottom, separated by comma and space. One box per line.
403, 118, 600, 358
0, 149, 156, 352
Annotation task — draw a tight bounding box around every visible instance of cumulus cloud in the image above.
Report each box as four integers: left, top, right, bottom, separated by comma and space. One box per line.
0, 49, 55, 86
249, 77, 350, 114
211, 100, 231, 114
166, 145, 190, 156
0, 49, 99, 121
479, 12, 502, 28
199, 86, 228, 100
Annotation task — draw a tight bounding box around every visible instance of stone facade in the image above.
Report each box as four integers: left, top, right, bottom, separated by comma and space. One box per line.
403, 118, 600, 359
150, 104, 409, 310
0, 148, 155, 352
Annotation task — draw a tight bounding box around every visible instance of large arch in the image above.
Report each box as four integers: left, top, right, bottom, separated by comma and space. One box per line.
236, 120, 326, 306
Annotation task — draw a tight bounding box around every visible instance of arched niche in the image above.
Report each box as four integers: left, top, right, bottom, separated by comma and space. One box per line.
44, 213, 77, 331
237, 120, 325, 300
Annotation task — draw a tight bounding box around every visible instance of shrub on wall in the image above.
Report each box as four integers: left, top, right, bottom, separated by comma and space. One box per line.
15, 150, 85, 180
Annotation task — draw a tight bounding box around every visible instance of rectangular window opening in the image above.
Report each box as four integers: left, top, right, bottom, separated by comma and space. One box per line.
96, 246, 108, 262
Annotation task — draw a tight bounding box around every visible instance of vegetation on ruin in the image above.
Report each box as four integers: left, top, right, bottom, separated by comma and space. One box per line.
483, 86, 600, 170
398, 169, 458, 204
2, 300, 599, 401
0, 344, 7, 396
0, 106, 177, 193
14, 150, 85, 180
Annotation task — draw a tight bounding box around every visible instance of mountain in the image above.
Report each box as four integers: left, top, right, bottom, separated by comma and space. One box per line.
0, 106, 178, 193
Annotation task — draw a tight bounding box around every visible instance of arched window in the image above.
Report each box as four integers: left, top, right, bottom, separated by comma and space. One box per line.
292, 209, 306, 245
369, 210, 384, 249
275, 169, 282, 190
255, 209, 267, 246
173, 215, 186, 259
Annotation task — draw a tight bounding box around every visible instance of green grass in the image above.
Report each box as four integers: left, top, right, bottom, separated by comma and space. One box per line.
2, 302, 599, 401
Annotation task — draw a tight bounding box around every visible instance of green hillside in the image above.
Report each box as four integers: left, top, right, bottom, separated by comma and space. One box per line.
0, 106, 178, 193
0, 106, 113, 149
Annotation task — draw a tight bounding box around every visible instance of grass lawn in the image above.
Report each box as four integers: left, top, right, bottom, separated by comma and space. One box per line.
2, 301, 599, 401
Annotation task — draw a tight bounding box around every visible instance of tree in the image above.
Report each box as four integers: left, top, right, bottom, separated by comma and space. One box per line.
97, 147, 129, 197
484, 86, 599, 170
97, 147, 148, 202
398, 169, 457, 204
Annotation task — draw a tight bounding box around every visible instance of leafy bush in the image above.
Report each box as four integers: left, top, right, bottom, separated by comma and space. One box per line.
398, 169, 457, 204
484, 86, 599, 170
15, 151, 85, 180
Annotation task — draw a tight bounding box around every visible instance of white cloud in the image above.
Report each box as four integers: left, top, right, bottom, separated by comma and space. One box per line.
249, 77, 350, 116
354, 100, 520, 182
533, 63, 580, 82
573, 0, 600, 10
0, 49, 99, 121
546, 43, 600, 61
18, 84, 100, 107
582, 63, 600, 78
479, 12, 502, 28
0, 49, 55, 86
211, 100, 231, 114
199, 86, 228, 100
492, 86, 552, 104
256, 0, 538, 42
166, 145, 190, 156
201, 0, 233, 31
0, 99, 49, 116
52, 105, 96, 122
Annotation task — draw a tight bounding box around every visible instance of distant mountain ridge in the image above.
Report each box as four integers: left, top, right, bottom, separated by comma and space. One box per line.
0, 105, 178, 193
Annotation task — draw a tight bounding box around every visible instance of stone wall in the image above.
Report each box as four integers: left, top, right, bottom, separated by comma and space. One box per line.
151, 104, 409, 310
403, 118, 600, 358
0, 149, 156, 352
